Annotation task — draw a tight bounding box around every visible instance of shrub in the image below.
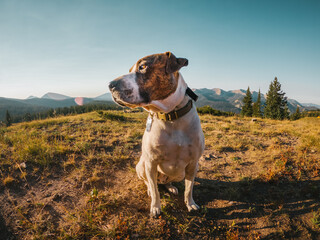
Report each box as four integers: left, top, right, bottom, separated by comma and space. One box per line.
197, 106, 234, 116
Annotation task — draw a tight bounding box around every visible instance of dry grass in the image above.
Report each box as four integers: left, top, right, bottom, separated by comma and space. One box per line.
0, 111, 319, 239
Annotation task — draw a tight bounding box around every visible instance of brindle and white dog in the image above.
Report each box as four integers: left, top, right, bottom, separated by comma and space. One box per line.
109, 52, 204, 218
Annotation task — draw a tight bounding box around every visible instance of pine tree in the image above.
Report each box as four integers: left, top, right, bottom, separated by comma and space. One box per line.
295, 106, 301, 118
24, 113, 32, 122
5, 110, 12, 127
291, 106, 301, 120
264, 77, 288, 120
241, 87, 253, 117
253, 89, 263, 118
284, 105, 290, 120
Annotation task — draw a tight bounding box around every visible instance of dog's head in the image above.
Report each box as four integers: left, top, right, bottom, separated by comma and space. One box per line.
109, 52, 188, 111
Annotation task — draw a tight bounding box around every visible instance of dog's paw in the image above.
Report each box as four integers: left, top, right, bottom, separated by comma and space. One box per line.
150, 206, 161, 218
186, 203, 200, 212
165, 184, 178, 195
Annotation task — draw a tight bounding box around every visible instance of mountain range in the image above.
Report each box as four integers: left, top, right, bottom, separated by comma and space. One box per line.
0, 89, 319, 122
193, 88, 316, 114
0, 92, 113, 121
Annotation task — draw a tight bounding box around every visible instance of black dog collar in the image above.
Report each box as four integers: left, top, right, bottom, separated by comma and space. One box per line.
155, 87, 198, 121
186, 87, 198, 102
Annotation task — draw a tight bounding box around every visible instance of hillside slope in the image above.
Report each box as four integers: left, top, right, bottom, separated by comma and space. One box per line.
0, 97, 50, 121
0, 112, 319, 239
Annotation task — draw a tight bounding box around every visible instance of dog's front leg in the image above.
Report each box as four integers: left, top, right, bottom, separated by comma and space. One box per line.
145, 161, 161, 218
185, 162, 200, 211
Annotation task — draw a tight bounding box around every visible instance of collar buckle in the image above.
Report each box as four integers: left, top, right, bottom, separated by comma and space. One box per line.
156, 100, 193, 122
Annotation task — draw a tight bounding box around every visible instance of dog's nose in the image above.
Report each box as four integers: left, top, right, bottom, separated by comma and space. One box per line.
109, 80, 119, 91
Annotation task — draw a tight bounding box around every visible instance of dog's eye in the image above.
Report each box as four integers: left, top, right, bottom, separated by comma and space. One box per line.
138, 65, 147, 71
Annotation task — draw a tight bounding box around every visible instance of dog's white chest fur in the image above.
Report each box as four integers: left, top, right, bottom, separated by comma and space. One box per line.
142, 104, 204, 183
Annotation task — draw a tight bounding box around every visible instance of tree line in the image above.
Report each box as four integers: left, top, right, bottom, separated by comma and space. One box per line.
2, 102, 122, 126
240, 77, 318, 120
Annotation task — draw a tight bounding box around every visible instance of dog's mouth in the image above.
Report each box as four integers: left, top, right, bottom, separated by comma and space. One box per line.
112, 95, 141, 109
113, 97, 126, 107
112, 95, 128, 107
117, 102, 126, 107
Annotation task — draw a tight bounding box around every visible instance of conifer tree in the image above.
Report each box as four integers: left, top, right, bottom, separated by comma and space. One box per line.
24, 113, 32, 122
5, 110, 12, 127
295, 106, 301, 118
291, 106, 301, 120
284, 105, 290, 119
253, 89, 263, 118
264, 77, 288, 120
241, 87, 253, 117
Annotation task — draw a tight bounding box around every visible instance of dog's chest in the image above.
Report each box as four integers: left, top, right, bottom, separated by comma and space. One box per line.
142, 116, 203, 163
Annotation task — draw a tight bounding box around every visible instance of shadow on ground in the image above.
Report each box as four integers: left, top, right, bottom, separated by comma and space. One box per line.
196, 178, 320, 219
0, 211, 15, 240
193, 177, 320, 239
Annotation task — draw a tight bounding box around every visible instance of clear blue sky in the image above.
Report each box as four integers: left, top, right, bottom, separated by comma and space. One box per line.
0, 0, 319, 104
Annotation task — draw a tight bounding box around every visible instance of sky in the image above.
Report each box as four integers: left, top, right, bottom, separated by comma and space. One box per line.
0, 0, 319, 104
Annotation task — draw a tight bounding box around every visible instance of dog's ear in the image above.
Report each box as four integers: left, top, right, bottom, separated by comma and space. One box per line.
165, 52, 188, 74
129, 64, 135, 73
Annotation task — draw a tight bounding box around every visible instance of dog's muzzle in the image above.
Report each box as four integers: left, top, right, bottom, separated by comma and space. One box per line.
108, 80, 126, 106
108, 80, 119, 92
108, 73, 146, 107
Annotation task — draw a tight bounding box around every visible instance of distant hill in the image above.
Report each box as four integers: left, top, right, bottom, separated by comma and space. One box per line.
26, 95, 38, 99
301, 103, 320, 109
24, 98, 78, 108
0, 97, 50, 121
93, 93, 113, 101
194, 88, 307, 114
194, 88, 241, 113
0, 92, 114, 121
41, 92, 71, 100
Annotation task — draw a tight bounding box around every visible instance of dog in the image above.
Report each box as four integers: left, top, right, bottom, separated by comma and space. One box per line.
109, 52, 204, 218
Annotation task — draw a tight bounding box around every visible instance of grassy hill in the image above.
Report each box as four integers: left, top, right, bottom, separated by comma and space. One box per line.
0, 111, 319, 239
